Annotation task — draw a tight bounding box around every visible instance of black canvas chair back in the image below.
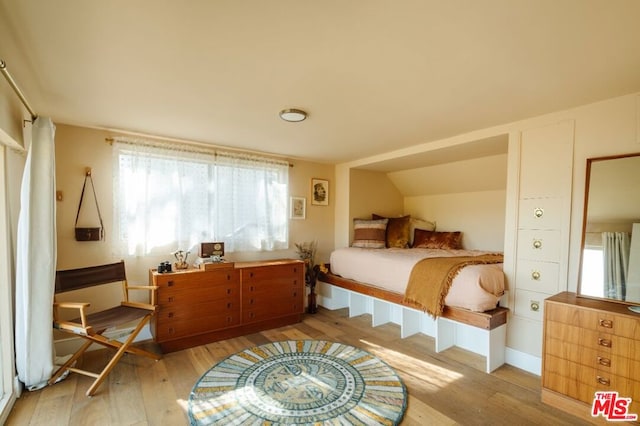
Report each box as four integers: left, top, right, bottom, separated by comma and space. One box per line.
55, 261, 127, 293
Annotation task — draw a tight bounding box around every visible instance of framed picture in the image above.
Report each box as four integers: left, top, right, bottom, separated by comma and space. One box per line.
290, 197, 306, 219
311, 178, 329, 206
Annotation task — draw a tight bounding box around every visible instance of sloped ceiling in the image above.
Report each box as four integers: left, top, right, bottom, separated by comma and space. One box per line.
1, 1, 639, 164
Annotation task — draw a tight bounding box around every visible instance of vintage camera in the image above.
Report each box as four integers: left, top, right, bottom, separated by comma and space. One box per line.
157, 261, 172, 273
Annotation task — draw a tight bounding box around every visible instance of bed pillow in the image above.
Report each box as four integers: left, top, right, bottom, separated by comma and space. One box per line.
409, 218, 436, 246
372, 214, 411, 248
412, 229, 463, 250
352, 218, 389, 249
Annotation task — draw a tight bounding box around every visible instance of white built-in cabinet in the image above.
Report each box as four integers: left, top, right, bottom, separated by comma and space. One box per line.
512, 121, 574, 323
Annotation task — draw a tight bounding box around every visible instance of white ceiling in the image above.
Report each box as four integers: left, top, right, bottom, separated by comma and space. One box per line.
1, 1, 639, 165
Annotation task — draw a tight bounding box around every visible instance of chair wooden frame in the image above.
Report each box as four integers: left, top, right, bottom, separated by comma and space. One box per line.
49, 261, 161, 396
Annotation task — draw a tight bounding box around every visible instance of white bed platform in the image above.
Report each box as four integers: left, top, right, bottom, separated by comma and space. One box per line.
317, 279, 507, 373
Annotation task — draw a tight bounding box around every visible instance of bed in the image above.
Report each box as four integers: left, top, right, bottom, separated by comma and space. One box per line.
317, 217, 509, 373
328, 247, 506, 314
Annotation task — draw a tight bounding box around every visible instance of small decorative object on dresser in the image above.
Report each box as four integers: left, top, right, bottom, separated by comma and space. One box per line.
172, 249, 190, 270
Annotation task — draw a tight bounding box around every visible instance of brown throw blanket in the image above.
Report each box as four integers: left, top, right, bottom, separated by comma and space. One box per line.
403, 254, 504, 317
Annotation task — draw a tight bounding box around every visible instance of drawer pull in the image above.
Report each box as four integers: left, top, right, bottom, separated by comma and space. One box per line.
227, 302, 231, 309
596, 376, 610, 386
532, 239, 542, 249
598, 319, 613, 329
598, 338, 612, 348
597, 356, 611, 367
227, 274, 231, 280
167, 280, 174, 287
227, 288, 232, 295
168, 296, 174, 302
530, 301, 540, 312
167, 312, 174, 318
534, 208, 544, 218
531, 271, 541, 280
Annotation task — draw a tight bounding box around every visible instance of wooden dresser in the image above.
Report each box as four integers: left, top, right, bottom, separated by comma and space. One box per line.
150, 259, 304, 352
542, 292, 640, 421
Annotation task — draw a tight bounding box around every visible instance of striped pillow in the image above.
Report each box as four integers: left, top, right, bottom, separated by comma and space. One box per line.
352, 218, 388, 249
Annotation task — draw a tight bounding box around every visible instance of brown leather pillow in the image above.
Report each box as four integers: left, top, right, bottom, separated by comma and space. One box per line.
412, 229, 463, 250
372, 214, 411, 248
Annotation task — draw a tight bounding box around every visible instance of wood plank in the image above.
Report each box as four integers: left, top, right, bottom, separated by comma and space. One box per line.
7, 308, 586, 425
320, 271, 508, 330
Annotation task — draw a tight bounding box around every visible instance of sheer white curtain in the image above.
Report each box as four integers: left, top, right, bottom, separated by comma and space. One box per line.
113, 141, 288, 256
15, 117, 56, 390
602, 231, 630, 300
214, 152, 288, 252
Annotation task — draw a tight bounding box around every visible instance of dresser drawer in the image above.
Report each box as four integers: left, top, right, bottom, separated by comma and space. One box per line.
546, 301, 640, 338
545, 336, 640, 378
516, 260, 559, 293
545, 320, 640, 358
157, 282, 238, 305
518, 197, 563, 230
514, 289, 547, 321
241, 263, 303, 284
154, 312, 240, 341
543, 355, 640, 404
156, 298, 239, 325
155, 268, 239, 293
243, 293, 304, 324
517, 229, 561, 262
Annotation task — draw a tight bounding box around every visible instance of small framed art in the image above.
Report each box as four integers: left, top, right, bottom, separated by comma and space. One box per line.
290, 197, 306, 219
311, 178, 329, 206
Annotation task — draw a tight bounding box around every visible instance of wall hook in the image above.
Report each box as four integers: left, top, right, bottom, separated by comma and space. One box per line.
85, 167, 92, 176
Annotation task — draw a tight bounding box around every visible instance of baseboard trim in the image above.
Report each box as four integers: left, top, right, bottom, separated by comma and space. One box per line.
505, 347, 541, 375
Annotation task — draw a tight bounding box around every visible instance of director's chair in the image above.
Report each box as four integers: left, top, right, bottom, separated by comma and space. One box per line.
49, 260, 161, 396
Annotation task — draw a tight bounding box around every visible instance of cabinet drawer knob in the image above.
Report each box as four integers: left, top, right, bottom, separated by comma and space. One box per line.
532, 239, 542, 249
167, 280, 174, 287
227, 288, 232, 295
596, 376, 610, 386
227, 274, 231, 280
530, 301, 540, 312
227, 302, 232, 309
597, 356, 611, 367
531, 271, 541, 280
167, 312, 174, 318
598, 338, 612, 348
168, 296, 174, 302
598, 319, 613, 328
534, 208, 544, 218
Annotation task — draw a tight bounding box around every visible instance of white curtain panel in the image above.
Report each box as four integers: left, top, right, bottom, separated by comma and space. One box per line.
602, 231, 630, 300
15, 117, 56, 390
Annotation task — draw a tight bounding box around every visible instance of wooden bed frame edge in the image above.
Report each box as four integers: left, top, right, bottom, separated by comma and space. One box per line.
318, 270, 508, 331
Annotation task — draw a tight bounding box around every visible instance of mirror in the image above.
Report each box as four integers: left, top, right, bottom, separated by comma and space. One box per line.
578, 153, 640, 306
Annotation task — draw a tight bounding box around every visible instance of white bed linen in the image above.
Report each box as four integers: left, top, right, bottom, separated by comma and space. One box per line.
329, 247, 505, 312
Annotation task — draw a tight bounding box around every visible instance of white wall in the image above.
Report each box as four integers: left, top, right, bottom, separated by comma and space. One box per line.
404, 190, 506, 252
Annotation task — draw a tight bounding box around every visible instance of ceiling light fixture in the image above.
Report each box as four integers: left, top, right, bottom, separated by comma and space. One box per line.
279, 108, 307, 122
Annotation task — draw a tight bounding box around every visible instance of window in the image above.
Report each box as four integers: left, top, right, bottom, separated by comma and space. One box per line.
113, 140, 289, 256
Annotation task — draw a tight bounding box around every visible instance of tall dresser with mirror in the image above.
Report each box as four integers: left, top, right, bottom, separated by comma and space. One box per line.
542, 152, 640, 422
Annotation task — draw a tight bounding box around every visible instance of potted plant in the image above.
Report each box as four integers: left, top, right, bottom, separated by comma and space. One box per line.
295, 241, 321, 314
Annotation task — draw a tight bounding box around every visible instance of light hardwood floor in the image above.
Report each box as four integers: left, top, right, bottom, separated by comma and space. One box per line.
6, 307, 589, 425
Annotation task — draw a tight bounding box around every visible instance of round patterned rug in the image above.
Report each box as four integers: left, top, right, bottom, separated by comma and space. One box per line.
189, 340, 407, 425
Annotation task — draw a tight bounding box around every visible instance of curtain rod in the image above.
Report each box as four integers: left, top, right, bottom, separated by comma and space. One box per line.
0, 59, 37, 121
